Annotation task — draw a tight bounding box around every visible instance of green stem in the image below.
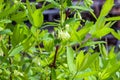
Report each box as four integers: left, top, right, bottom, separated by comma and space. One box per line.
42, 1, 46, 8
9, 58, 13, 80
8, 36, 12, 80
76, 0, 82, 6
37, 41, 42, 54
60, 0, 64, 27
72, 71, 78, 80
50, 45, 59, 79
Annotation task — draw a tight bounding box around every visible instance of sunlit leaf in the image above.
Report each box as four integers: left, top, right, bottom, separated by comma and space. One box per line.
99, 0, 114, 17
8, 45, 23, 56
32, 9, 43, 27
67, 46, 76, 74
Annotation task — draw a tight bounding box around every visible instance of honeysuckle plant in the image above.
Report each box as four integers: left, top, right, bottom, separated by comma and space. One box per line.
0, 0, 120, 80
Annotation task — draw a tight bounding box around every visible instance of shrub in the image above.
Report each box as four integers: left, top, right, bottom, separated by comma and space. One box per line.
0, 0, 120, 80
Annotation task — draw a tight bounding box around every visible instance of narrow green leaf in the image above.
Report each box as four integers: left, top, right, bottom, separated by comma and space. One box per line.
22, 36, 35, 51
77, 26, 90, 41
41, 4, 55, 12
11, 11, 27, 23
0, 29, 11, 35
26, 0, 34, 24
1, 41, 8, 56
8, 45, 23, 56
80, 53, 99, 71
46, 0, 60, 8
68, 6, 93, 11
111, 30, 120, 40
0, 19, 12, 23
64, 18, 79, 26
100, 63, 120, 80
99, 0, 114, 17
82, 41, 106, 47
92, 27, 112, 38
67, 46, 76, 74
108, 47, 116, 59
75, 71, 97, 78
0, 3, 20, 18
99, 44, 108, 57
11, 25, 25, 47
76, 50, 84, 71
106, 16, 120, 21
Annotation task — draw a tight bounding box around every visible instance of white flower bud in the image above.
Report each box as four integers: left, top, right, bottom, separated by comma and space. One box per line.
14, 70, 23, 77
58, 30, 70, 40
65, 24, 70, 30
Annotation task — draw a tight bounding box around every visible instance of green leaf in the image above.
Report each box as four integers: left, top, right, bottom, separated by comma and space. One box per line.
43, 38, 54, 51
91, 17, 105, 34
63, 18, 79, 26
0, 29, 11, 35
82, 41, 106, 47
0, 3, 20, 18
66, 0, 72, 6
0, 0, 4, 4
0, 19, 12, 23
32, 9, 43, 27
108, 47, 116, 59
75, 71, 97, 78
46, 0, 60, 8
111, 30, 120, 40
100, 63, 120, 80
77, 26, 90, 41
8, 45, 24, 56
11, 25, 26, 47
68, 6, 93, 11
108, 47, 117, 65
41, 4, 55, 12
1, 41, 8, 56
22, 36, 35, 51
26, 0, 34, 25
11, 11, 27, 23
99, 0, 114, 17
106, 16, 120, 21
67, 46, 76, 74
76, 50, 84, 71
99, 44, 108, 57
80, 53, 99, 71
92, 27, 112, 38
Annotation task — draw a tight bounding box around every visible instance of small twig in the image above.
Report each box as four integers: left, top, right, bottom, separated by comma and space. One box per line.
50, 45, 59, 68
50, 45, 59, 80
105, 38, 108, 54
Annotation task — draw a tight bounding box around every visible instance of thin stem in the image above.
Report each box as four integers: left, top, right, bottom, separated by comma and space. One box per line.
72, 71, 78, 80
37, 41, 42, 54
76, 0, 82, 6
76, 37, 92, 52
60, 0, 64, 27
42, 0, 46, 8
9, 58, 12, 80
50, 45, 59, 80
51, 45, 59, 68
8, 36, 12, 80
105, 38, 108, 54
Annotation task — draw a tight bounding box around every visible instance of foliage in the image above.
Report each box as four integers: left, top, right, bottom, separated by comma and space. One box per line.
0, 0, 120, 80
